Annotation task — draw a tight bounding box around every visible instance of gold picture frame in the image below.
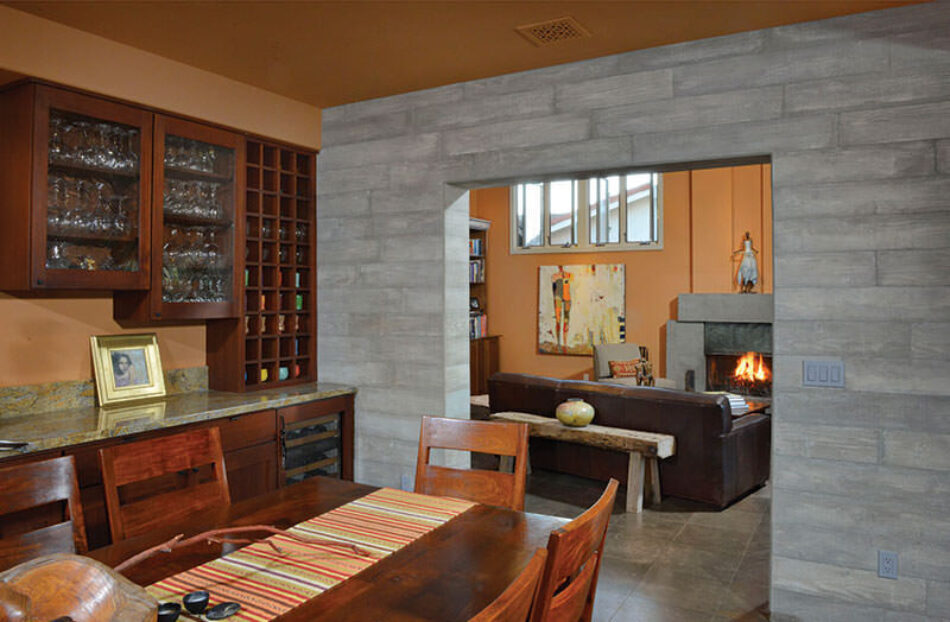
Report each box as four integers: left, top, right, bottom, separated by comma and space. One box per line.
90, 334, 166, 407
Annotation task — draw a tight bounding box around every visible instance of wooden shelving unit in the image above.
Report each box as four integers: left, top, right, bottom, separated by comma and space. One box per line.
469, 217, 498, 395
207, 138, 316, 391
469, 218, 488, 339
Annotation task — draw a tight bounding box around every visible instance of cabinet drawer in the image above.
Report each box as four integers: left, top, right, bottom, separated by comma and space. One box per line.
278, 397, 348, 426
217, 409, 276, 452
225, 441, 278, 503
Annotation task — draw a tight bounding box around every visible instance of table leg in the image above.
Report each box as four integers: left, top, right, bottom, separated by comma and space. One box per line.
626, 452, 644, 513
645, 457, 661, 506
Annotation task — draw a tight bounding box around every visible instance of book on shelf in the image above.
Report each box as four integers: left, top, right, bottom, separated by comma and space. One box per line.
469, 258, 485, 283
469, 238, 483, 256
469, 312, 488, 339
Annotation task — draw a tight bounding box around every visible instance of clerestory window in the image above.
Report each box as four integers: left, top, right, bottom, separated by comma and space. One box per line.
511, 172, 661, 253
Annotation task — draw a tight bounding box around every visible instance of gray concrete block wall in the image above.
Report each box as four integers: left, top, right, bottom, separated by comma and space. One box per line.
318, 1, 950, 617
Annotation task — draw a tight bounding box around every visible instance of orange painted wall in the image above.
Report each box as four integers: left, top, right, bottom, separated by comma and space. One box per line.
0, 294, 205, 387
470, 165, 772, 381
0, 7, 320, 388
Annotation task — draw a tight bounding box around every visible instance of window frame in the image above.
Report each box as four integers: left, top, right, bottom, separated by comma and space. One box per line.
509, 174, 664, 254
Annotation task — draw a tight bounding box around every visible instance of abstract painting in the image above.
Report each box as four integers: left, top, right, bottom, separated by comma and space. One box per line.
538, 264, 625, 355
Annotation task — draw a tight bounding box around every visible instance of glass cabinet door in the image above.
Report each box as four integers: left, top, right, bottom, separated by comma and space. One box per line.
33, 87, 152, 289
151, 116, 243, 319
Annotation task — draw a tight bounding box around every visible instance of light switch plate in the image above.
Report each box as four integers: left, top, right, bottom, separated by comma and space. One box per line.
803, 359, 845, 388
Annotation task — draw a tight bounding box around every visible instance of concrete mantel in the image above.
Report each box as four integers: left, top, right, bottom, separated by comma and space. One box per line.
677, 293, 774, 323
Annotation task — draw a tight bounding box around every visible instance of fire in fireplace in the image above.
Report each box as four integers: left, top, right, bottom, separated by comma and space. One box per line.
707, 351, 772, 397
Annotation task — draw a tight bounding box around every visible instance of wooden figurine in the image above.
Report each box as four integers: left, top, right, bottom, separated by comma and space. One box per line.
733, 231, 759, 293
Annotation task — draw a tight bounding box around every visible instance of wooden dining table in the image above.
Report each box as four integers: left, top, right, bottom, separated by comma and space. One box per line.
87, 476, 568, 621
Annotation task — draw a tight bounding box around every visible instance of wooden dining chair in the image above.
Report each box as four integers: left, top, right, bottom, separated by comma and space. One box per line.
0, 455, 88, 571
414, 416, 529, 510
470, 548, 547, 622
99, 427, 230, 542
532, 478, 619, 622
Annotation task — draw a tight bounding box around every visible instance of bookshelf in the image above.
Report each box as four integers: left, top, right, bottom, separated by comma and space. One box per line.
469, 217, 488, 339
469, 217, 498, 395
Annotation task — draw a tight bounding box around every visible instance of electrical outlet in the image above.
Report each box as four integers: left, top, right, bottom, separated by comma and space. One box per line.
878, 550, 898, 579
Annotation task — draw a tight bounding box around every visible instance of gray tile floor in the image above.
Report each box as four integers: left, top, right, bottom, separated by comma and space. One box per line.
524, 470, 771, 622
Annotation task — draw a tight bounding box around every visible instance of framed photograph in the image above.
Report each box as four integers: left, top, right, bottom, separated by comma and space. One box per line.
90, 333, 166, 407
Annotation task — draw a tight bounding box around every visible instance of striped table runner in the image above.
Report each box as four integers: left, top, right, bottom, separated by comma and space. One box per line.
147, 488, 475, 621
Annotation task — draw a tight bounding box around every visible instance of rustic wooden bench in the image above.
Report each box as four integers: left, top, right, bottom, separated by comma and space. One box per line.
489, 411, 675, 513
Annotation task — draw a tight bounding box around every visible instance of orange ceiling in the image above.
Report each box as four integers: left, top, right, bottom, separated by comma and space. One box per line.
4, 1, 928, 108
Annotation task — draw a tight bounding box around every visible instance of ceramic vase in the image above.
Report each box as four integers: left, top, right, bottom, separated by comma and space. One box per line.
556, 398, 594, 427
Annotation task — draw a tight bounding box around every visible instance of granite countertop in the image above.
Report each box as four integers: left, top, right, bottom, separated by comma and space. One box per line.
0, 382, 356, 460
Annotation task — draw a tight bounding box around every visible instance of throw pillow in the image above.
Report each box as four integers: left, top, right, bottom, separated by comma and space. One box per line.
608, 359, 641, 378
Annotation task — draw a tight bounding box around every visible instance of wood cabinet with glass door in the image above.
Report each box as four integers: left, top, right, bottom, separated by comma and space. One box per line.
115, 116, 244, 321
0, 82, 152, 291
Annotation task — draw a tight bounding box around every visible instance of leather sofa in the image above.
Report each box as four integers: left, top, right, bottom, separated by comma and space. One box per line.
488, 372, 770, 508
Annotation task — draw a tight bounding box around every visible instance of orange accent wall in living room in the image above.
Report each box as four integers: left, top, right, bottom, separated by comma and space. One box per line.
469, 164, 772, 381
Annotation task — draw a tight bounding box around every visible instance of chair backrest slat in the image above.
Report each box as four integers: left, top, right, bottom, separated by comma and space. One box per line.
105, 429, 225, 487
532, 479, 618, 622
415, 416, 528, 511
470, 548, 547, 622
99, 427, 230, 542
0, 455, 87, 571
424, 417, 525, 456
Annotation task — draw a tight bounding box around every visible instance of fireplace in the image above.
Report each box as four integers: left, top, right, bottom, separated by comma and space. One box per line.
666, 294, 774, 396
704, 322, 772, 398
707, 352, 773, 397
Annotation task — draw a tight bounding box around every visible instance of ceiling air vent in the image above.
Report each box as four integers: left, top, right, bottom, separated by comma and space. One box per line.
516, 16, 590, 47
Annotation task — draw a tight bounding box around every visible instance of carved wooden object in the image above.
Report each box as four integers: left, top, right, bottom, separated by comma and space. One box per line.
114, 525, 373, 573
0, 554, 157, 622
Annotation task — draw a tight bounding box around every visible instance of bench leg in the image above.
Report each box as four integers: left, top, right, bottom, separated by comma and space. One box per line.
626, 452, 644, 513
644, 457, 661, 506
